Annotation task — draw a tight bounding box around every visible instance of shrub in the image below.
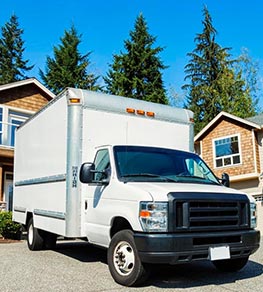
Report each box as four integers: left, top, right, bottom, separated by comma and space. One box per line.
0, 211, 22, 240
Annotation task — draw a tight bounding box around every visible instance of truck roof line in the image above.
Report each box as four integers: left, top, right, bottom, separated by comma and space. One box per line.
18, 88, 193, 130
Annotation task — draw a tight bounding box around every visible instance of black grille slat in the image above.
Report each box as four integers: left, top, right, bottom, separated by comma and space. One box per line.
190, 216, 239, 222
190, 207, 239, 213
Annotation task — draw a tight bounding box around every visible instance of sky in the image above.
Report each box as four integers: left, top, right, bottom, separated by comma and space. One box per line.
1, 0, 263, 104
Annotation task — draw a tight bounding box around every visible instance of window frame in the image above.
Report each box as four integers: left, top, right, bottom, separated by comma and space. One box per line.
93, 148, 111, 182
213, 134, 242, 169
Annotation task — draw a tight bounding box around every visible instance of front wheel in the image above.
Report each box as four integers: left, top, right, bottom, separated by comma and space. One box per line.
107, 230, 149, 286
213, 257, 249, 272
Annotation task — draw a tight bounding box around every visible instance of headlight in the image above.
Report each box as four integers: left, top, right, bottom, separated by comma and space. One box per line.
139, 202, 168, 232
250, 202, 257, 229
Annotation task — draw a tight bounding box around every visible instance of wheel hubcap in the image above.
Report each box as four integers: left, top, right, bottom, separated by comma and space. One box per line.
28, 224, 33, 245
113, 241, 135, 276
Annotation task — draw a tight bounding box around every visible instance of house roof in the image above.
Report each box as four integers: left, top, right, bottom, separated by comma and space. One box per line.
246, 113, 263, 126
195, 111, 261, 142
0, 78, 55, 99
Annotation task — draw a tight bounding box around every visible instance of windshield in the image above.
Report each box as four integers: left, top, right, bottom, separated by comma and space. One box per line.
113, 146, 219, 185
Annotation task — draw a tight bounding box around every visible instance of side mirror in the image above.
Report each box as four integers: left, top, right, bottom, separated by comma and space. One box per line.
79, 163, 95, 183
221, 173, 230, 187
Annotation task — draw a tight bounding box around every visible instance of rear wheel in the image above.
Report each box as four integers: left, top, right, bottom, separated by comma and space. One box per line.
27, 218, 44, 251
213, 257, 249, 272
107, 230, 149, 287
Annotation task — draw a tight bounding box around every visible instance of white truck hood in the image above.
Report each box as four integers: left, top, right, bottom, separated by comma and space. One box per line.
126, 182, 254, 202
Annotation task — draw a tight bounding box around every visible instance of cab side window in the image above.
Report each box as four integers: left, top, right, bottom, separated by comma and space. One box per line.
94, 149, 111, 181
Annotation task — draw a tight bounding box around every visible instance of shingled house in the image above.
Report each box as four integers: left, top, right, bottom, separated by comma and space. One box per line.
0, 78, 54, 211
194, 111, 263, 230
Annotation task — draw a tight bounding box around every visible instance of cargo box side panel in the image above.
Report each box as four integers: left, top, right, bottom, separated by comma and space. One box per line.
14, 96, 67, 181
14, 182, 66, 235
13, 96, 68, 235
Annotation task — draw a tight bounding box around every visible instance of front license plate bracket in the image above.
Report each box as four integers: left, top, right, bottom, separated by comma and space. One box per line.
209, 245, 230, 261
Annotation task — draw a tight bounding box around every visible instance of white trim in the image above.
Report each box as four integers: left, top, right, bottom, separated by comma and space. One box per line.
0, 103, 35, 117
213, 133, 242, 169
230, 172, 259, 182
6, 104, 35, 116
195, 111, 261, 142
0, 78, 55, 99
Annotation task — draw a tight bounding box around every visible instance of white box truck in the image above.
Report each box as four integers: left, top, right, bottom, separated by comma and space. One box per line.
13, 88, 260, 286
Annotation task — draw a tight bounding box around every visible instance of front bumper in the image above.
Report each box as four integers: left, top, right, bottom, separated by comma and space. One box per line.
134, 229, 260, 264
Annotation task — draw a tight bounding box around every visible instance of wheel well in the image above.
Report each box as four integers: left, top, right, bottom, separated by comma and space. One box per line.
25, 212, 33, 227
110, 217, 133, 238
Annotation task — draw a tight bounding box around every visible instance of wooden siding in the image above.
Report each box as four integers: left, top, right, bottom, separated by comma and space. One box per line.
0, 83, 51, 112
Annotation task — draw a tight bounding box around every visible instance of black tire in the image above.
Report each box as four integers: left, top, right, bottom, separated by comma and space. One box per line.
41, 231, 57, 250
107, 229, 149, 287
213, 257, 249, 272
27, 218, 44, 251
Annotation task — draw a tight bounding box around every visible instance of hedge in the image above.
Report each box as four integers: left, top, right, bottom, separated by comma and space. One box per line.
0, 211, 22, 240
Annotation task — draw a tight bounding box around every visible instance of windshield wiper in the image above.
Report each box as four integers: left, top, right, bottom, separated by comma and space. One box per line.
175, 174, 219, 185
122, 173, 178, 182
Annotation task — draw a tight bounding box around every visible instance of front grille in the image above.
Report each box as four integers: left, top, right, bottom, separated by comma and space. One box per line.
190, 201, 246, 228
169, 192, 250, 232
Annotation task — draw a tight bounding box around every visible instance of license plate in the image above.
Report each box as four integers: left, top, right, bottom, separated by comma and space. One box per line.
209, 245, 230, 261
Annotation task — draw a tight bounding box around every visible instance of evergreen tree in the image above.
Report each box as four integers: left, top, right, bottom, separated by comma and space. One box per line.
40, 26, 100, 95
235, 48, 261, 112
183, 7, 256, 134
0, 14, 33, 85
104, 14, 168, 104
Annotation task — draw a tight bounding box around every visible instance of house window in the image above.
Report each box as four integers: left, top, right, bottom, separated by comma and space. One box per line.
214, 135, 241, 168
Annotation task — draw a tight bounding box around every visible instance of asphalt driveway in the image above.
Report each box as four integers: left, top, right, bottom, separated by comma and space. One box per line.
0, 238, 262, 291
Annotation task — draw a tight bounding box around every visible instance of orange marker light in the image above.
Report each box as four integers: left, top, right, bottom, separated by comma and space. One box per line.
146, 111, 155, 117
136, 109, 145, 115
140, 210, 151, 217
69, 98, 81, 104
126, 108, 135, 114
